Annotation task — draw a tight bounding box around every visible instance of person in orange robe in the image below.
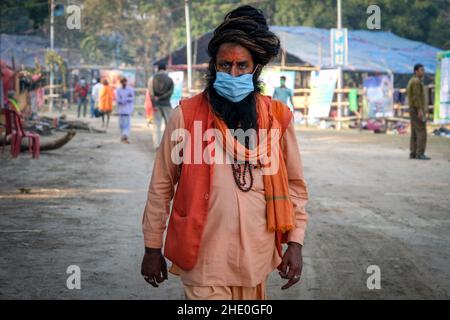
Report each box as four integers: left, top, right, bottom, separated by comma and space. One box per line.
98, 78, 114, 128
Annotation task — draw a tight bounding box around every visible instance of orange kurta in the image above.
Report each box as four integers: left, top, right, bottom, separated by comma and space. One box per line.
98, 85, 114, 112
142, 106, 308, 287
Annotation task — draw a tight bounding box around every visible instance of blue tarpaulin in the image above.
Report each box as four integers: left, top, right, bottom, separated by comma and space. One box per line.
271, 26, 442, 74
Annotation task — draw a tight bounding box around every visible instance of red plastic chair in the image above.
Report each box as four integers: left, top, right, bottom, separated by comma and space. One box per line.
1, 108, 40, 159
1, 108, 13, 154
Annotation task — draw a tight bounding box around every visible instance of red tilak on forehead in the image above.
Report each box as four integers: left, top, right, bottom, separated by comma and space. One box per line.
217, 45, 252, 62
219, 52, 248, 62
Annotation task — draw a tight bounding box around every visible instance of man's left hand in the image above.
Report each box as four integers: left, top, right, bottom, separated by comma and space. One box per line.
279, 242, 303, 290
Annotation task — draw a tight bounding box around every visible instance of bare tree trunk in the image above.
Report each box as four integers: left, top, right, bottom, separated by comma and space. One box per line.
0, 130, 77, 152
35, 129, 77, 151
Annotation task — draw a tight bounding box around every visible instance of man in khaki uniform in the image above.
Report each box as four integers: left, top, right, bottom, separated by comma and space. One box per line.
406, 64, 430, 160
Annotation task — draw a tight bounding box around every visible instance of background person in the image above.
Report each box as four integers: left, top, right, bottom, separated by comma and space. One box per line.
407, 64, 430, 160
148, 63, 174, 147
115, 77, 135, 143
74, 78, 89, 118
273, 76, 294, 111
98, 78, 114, 128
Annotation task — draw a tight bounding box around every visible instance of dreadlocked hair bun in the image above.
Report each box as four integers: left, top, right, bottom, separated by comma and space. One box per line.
208, 5, 280, 66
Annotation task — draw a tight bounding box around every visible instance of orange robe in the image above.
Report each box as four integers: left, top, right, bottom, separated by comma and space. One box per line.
142, 106, 309, 288
98, 85, 114, 112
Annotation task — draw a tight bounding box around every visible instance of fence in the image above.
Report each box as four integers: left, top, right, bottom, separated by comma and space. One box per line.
291, 85, 436, 127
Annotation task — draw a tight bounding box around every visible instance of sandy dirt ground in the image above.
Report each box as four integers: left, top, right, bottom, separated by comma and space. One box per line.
1, 112, 450, 300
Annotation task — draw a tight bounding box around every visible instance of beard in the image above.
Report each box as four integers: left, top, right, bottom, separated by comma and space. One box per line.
207, 87, 258, 132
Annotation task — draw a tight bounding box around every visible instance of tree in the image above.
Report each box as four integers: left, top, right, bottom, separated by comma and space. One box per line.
1, 0, 449, 71
0, 0, 49, 34
80, 0, 181, 80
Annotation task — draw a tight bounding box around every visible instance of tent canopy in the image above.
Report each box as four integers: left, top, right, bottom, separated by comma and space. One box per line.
155, 31, 302, 67
158, 26, 442, 74
272, 26, 441, 74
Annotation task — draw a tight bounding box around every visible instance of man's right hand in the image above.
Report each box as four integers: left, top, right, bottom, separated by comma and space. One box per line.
141, 247, 168, 287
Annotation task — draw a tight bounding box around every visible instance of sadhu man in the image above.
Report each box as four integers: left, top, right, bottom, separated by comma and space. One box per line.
141, 5, 308, 300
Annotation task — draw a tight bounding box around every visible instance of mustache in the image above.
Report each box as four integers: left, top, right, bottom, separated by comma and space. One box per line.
208, 87, 258, 132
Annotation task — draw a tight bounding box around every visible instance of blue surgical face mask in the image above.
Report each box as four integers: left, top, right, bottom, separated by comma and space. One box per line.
213, 66, 258, 103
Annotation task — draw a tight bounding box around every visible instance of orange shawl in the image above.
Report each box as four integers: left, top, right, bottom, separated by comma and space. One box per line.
212, 94, 295, 233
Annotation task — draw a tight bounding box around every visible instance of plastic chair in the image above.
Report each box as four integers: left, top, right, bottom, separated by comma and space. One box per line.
1, 108, 13, 154
1, 108, 40, 159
